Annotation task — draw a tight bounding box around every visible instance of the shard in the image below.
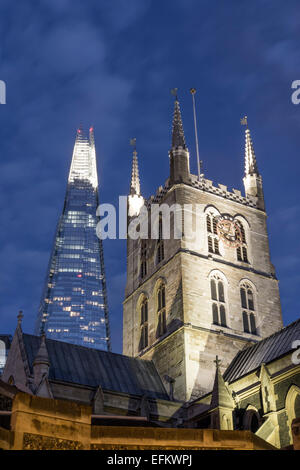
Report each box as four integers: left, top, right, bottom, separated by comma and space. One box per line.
35, 127, 111, 351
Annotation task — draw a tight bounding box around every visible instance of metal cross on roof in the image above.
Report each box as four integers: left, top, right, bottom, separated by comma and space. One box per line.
214, 355, 222, 368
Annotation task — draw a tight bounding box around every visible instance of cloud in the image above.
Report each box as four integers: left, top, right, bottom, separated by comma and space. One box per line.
0, 0, 299, 349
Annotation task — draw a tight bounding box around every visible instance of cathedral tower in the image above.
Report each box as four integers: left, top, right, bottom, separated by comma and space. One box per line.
123, 97, 282, 401
35, 127, 111, 351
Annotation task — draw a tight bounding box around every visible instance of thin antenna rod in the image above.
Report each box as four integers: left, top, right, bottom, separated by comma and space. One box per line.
190, 88, 201, 181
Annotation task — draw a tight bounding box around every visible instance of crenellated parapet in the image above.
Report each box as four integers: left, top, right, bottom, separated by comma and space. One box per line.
145, 174, 259, 210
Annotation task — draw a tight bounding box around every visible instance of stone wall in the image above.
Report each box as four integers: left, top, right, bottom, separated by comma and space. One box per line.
9, 392, 91, 450
0, 391, 277, 450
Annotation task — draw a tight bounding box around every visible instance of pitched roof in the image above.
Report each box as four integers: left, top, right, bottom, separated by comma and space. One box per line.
224, 319, 300, 383
22, 334, 169, 401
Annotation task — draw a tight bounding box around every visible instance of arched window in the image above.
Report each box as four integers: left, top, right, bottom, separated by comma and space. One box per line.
157, 283, 166, 337
236, 221, 249, 263
240, 282, 257, 335
294, 394, 300, 418
243, 408, 261, 433
210, 273, 227, 327
157, 216, 165, 264
140, 240, 147, 279
139, 297, 148, 351
285, 385, 300, 445
206, 213, 220, 255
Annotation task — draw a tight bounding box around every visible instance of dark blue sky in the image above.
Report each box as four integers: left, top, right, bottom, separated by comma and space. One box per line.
0, 0, 299, 353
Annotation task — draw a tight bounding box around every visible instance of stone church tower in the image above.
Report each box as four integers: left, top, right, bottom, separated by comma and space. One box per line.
123, 97, 283, 402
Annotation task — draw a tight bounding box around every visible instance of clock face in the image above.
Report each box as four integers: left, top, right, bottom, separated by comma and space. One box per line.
216, 216, 243, 248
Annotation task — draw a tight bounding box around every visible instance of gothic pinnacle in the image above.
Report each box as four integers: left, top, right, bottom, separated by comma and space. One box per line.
33, 334, 50, 367
129, 138, 141, 196
171, 90, 187, 150
243, 120, 259, 176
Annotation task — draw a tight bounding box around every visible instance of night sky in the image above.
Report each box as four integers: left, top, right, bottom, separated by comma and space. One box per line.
0, 1, 299, 353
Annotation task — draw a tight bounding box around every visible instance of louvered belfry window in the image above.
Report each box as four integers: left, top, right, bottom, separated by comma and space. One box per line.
207, 213, 220, 255
210, 274, 227, 327
157, 283, 166, 337
140, 297, 148, 350
237, 222, 249, 263
240, 283, 256, 334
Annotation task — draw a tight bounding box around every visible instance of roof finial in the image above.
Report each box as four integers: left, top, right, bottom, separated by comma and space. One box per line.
130, 137, 137, 151
240, 115, 248, 128
129, 138, 141, 196
170, 89, 186, 149
214, 355, 221, 369
241, 117, 259, 176
171, 88, 178, 101
17, 310, 23, 326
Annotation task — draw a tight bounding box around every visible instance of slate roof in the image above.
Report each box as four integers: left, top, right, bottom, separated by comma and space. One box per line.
224, 319, 300, 383
22, 334, 169, 401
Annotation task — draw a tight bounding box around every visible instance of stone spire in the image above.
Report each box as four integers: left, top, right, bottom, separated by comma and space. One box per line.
244, 128, 259, 176
171, 97, 187, 150
130, 148, 141, 196
33, 334, 50, 368
242, 121, 264, 210
169, 90, 190, 184
210, 356, 235, 430
211, 356, 234, 409
33, 334, 50, 389
128, 139, 144, 217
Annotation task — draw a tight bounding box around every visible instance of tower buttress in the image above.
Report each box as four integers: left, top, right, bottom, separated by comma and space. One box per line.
169, 95, 190, 184
243, 126, 265, 210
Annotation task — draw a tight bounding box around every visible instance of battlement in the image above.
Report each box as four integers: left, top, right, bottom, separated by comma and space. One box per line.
146, 173, 259, 209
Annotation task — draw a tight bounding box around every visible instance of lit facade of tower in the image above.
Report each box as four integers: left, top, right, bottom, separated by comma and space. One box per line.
35, 127, 111, 351
123, 97, 283, 401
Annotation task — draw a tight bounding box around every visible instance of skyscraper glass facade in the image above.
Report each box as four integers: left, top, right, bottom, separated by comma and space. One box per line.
35, 128, 111, 351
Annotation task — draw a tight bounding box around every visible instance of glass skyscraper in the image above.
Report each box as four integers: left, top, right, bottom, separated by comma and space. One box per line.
35, 127, 111, 351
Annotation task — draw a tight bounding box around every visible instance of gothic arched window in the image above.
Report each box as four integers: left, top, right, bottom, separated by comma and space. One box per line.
240, 282, 257, 335
140, 240, 147, 279
139, 297, 148, 351
157, 283, 166, 337
206, 213, 220, 255
210, 273, 227, 327
236, 221, 249, 263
